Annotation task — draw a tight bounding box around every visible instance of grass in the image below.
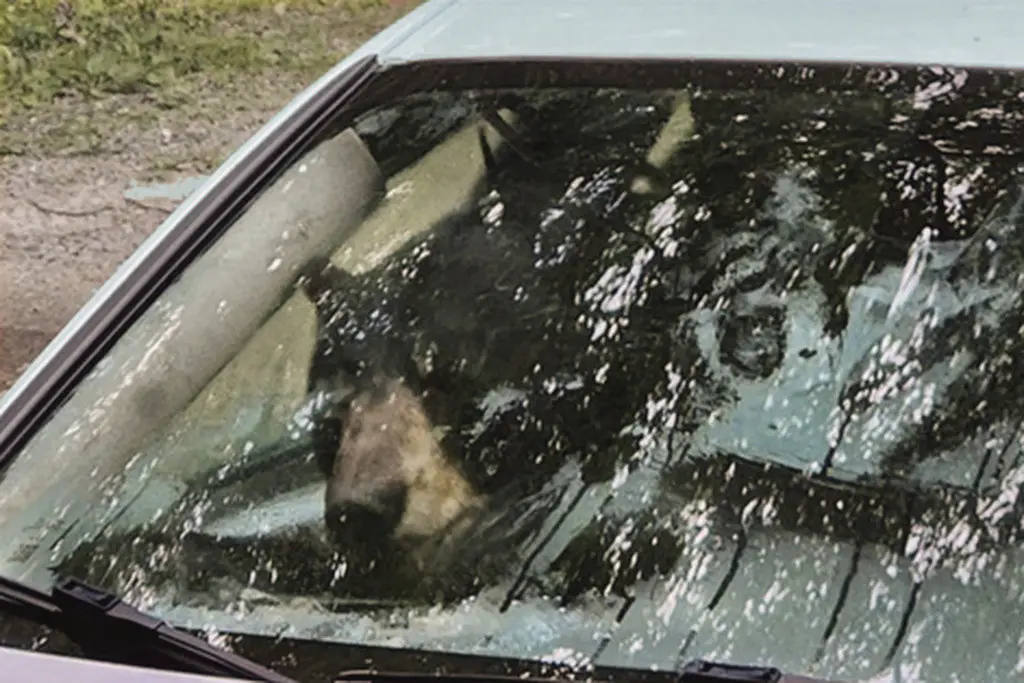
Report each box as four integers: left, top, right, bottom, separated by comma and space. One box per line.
0, 0, 415, 127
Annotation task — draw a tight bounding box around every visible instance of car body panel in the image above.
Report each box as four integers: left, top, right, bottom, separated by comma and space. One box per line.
377, 0, 1024, 68
0, 646, 251, 683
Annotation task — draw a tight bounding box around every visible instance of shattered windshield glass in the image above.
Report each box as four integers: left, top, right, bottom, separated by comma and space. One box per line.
2, 64, 1024, 682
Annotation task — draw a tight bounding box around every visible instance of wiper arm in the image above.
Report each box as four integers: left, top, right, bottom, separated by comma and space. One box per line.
0, 574, 297, 683
335, 660, 836, 683
0, 575, 834, 683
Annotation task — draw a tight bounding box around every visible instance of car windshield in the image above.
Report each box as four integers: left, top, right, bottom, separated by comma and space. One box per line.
3, 63, 1024, 683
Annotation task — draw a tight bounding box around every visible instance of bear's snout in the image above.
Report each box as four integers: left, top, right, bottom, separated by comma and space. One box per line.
324, 484, 407, 549
322, 376, 485, 557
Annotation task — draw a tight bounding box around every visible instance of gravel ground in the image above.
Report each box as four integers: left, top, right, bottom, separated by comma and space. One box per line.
0, 73, 314, 392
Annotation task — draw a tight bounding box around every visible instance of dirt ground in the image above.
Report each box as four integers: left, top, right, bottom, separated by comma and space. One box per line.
0, 0, 420, 394
0, 68, 343, 392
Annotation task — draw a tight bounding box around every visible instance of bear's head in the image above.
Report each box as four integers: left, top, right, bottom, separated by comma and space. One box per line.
321, 372, 488, 573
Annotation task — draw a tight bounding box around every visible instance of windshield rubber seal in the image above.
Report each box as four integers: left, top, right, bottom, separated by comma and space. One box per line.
340, 55, 1011, 115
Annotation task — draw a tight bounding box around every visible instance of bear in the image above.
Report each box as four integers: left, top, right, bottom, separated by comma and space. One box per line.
290, 224, 575, 602
289, 157, 686, 606
49, 92, 702, 608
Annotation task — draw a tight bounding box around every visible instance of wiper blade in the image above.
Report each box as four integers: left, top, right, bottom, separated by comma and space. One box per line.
0, 576, 831, 683
0, 574, 297, 683
335, 660, 835, 683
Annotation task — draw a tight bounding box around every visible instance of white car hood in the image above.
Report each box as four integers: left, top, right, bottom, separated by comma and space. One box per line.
0, 646, 251, 683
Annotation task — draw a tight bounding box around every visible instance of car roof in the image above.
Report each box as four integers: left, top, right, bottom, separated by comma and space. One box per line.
374, 0, 1024, 69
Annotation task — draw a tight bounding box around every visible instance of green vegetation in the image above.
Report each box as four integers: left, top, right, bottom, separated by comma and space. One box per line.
0, 0, 411, 123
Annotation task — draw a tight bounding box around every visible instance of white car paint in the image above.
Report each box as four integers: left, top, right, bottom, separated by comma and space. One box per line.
0, 646, 251, 683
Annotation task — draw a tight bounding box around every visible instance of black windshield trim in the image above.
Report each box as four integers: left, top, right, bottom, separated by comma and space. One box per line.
227, 630, 681, 683
223, 631, 838, 683
340, 56, 1024, 116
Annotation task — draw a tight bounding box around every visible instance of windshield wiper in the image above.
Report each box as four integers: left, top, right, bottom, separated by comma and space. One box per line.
335, 660, 835, 683
333, 663, 806, 683
0, 574, 297, 682
0, 574, 831, 683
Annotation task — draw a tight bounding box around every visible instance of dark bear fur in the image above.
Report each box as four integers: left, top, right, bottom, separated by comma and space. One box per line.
288, 123, 685, 603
